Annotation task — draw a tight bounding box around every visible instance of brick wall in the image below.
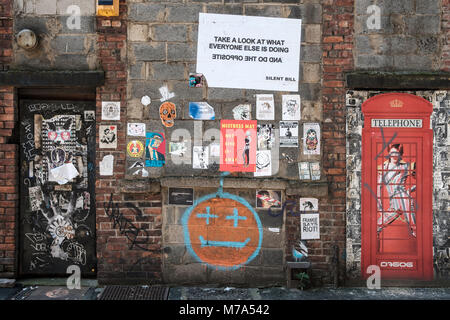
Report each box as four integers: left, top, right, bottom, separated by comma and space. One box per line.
0, 0, 17, 278
320, 0, 354, 285
95, 0, 163, 284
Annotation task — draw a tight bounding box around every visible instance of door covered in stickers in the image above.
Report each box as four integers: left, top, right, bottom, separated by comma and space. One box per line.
19, 100, 96, 276
361, 93, 433, 280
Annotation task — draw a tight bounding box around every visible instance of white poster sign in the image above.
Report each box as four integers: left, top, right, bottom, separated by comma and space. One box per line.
196, 13, 302, 91
301, 213, 320, 240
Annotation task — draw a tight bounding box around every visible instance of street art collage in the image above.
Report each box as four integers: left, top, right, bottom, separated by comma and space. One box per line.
345, 90, 450, 280
19, 101, 96, 275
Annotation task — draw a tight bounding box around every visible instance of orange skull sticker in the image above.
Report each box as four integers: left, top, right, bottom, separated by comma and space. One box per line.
159, 102, 176, 127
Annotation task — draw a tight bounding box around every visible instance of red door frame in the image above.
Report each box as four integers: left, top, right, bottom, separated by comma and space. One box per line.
361, 93, 433, 280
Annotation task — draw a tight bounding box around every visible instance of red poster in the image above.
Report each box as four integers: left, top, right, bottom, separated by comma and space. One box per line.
220, 120, 257, 172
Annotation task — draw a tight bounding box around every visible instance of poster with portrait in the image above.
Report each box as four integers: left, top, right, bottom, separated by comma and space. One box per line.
145, 132, 166, 167
257, 124, 275, 150
256, 190, 282, 209
256, 94, 275, 120
193, 146, 209, 169
279, 121, 298, 147
303, 123, 320, 155
220, 120, 257, 172
99, 125, 117, 149
282, 94, 301, 120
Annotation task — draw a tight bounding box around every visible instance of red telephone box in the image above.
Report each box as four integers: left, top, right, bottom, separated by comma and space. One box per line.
361, 93, 433, 280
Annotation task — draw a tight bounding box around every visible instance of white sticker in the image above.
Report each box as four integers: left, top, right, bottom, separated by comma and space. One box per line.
127, 123, 146, 137
101, 101, 120, 121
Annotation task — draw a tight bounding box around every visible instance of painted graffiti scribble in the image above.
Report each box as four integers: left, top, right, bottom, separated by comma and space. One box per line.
104, 193, 153, 252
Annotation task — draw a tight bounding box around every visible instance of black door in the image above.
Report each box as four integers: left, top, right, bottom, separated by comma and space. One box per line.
19, 100, 96, 276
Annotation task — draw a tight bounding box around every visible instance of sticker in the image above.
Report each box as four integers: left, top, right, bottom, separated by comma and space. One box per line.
99, 125, 117, 149
99, 155, 114, 176
169, 142, 187, 156
254, 150, 272, 177
310, 162, 321, 181
193, 146, 209, 169
189, 102, 215, 120
298, 162, 311, 180
159, 102, 176, 127
189, 73, 204, 88
29, 186, 43, 211
168, 187, 194, 205
299, 198, 318, 212
232, 104, 251, 120
257, 124, 275, 150
127, 140, 144, 158
279, 121, 298, 147
159, 86, 175, 102
127, 123, 146, 136
268, 228, 280, 233
141, 95, 151, 106
145, 132, 165, 167
256, 94, 274, 120
101, 101, 120, 121
256, 190, 282, 209
282, 94, 301, 120
50, 163, 79, 185
84, 110, 95, 122
209, 143, 220, 158
303, 122, 320, 155
220, 120, 257, 172
301, 213, 320, 240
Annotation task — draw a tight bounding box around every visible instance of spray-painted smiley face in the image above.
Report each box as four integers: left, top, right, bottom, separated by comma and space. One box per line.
182, 195, 263, 270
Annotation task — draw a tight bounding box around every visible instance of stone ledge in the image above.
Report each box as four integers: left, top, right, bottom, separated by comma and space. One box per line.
0, 70, 105, 87
119, 179, 161, 194
160, 176, 329, 197
345, 71, 450, 90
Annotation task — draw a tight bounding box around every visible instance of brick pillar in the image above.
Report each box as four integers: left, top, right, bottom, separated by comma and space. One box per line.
0, 0, 17, 278
321, 0, 354, 285
95, 0, 163, 284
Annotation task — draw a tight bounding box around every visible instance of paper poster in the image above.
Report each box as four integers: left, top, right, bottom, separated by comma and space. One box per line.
193, 146, 209, 169
232, 104, 251, 120
169, 142, 187, 156
257, 124, 275, 150
196, 13, 302, 91
301, 213, 320, 240
303, 123, 320, 155
254, 150, 272, 177
168, 188, 194, 205
101, 101, 120, 120
310, 162, 321, 180
220, 120, 257, 172
29, 186, 43, 211
127, 140, 144, 158
84, 110, 95, 122
50, 162, 79, 185
279, 121, 298, 147
209, 143, 220, 157
127, 123, 146, 137
145, 132, 165, 167
256, 94, 275, 120
256, 190, 282, 209
298, 162, 311, 180
189, 102, 215, 120
189, 73, 204, 88
99, 154, 114, 176
99, 125, 117, 149
282, 94, 301, 120
299, 198, 318, 212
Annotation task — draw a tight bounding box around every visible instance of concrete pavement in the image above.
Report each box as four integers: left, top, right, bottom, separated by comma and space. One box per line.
1, 283, 450, 300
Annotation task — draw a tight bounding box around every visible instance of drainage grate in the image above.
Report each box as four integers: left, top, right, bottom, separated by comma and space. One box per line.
98, 285, 169, 300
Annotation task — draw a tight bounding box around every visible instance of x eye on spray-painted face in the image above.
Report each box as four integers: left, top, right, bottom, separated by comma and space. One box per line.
183, 196, 262, 270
